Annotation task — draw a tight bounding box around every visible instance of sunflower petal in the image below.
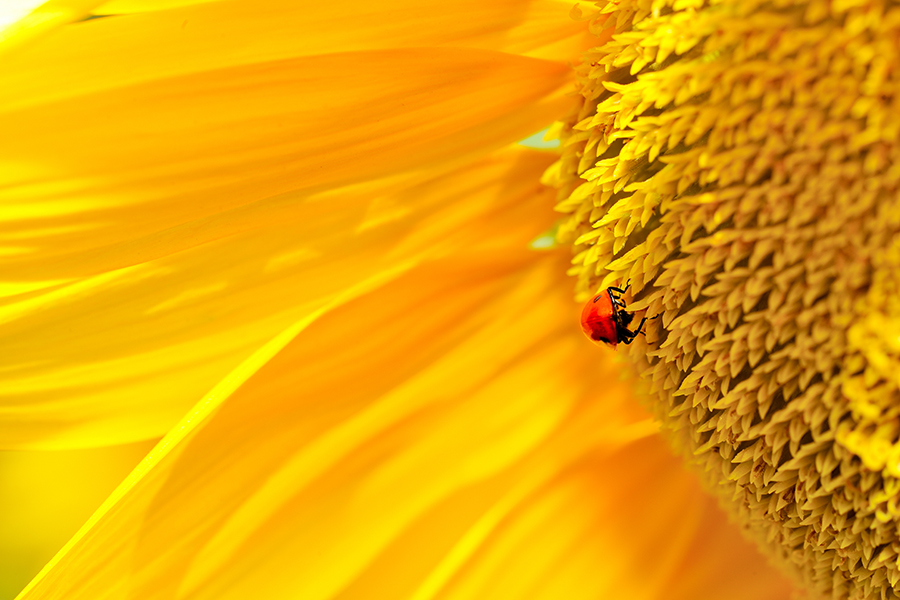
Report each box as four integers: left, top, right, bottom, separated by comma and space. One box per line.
1, 49, 568, 279
0, 439, 155, 599
0, 149, 559, 449
0, 0, 105, 55
405, 435, 796, 600
486, 0, 596, 61
9, 248, 583, 598
94, 0, 219, 13
16, 250, 790, 600
1, 0, 571, 110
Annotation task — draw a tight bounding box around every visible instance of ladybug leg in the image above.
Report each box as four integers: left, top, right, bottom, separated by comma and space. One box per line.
630, 316, 649, 337
608, 280, 633, 311
630, 313, 660, 337
618, 312, 659, 344
607, 280, 631, 295
620, 327, 642, 345
615, 312, 636, 344
609, 291, 628, 309
607, 289, 627, 310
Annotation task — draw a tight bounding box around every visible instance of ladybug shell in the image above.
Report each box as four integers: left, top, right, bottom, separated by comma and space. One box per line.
581, 291, 619, 348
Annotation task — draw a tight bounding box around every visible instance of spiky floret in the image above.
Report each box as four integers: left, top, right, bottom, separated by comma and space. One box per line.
547, 0, 900, 597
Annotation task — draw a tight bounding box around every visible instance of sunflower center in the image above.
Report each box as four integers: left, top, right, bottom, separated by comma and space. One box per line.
548, 0, 900, 597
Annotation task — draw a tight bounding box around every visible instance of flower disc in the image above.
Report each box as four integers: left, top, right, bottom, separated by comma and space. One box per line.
550, 0, 900, 597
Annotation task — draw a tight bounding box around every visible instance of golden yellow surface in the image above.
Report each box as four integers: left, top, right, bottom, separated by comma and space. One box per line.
0, 441, 156, 598
551, 0, 900, 597
2, 1, 799, 599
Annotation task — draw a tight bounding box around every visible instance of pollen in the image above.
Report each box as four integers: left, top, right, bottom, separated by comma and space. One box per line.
548, 0, 900, 597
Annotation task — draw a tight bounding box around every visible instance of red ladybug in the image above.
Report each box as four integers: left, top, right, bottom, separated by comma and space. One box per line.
580, 280, 655, 348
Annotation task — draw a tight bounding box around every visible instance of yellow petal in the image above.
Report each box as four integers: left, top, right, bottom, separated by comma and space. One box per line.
405, 436, 794, 600
0, 0, 105, 56
491, 0, 596, 61
1, 0, 572, 111
0, 149, 559, 449
0, 439, 155, 598
95, 0, 219, 12
0, 1, 49, 32
1, 49, 568, 279
9, 247, 590, 598
88, 0, 592, 67
1, 0, 574, 450
16, 247, 791, 600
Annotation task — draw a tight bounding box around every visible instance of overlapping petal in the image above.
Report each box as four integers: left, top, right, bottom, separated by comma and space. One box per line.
1, 48, 568, 277
1, 2, 797, 599
0, 0, 582, 111
0, 0, 104, 55
0, 0, 584, 449
16, 247, 792, 600
0, 146, 563, 449
0, 439, 156, 598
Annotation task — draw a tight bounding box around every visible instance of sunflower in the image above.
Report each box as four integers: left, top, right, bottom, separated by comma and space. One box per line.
3, 0, 896, 598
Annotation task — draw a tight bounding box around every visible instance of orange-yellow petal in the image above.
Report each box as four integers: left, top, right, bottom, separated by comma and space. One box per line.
0, 0, 104, 55
1, 0, 576, 111
1, 0, 578, 450
0, 149, 559, 449
94, 0, 219, 13
403, 436, 795, 600
1, 49, 568, 279
11, 248, 609, 598
16, 229, 791, 599
0, 439, 155, 598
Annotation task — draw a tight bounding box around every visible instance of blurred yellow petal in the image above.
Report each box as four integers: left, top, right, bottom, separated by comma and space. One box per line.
420, 436, 794, 600
15, 250, 625, 599
0, 439, 156, 598
0, 0, 576, 111
16, 247, 790, 599
495, 0, 597, 61
2, 0, 801, 598
95, 0, 219, 13
0, 0, 104, 55
1, 0, 577, 450
0, 1, 49, 32
1, 49, 567, 279
0, 148, 559, 449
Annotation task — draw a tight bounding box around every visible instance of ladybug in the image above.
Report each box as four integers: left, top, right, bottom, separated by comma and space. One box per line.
580, 280, 656, 348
